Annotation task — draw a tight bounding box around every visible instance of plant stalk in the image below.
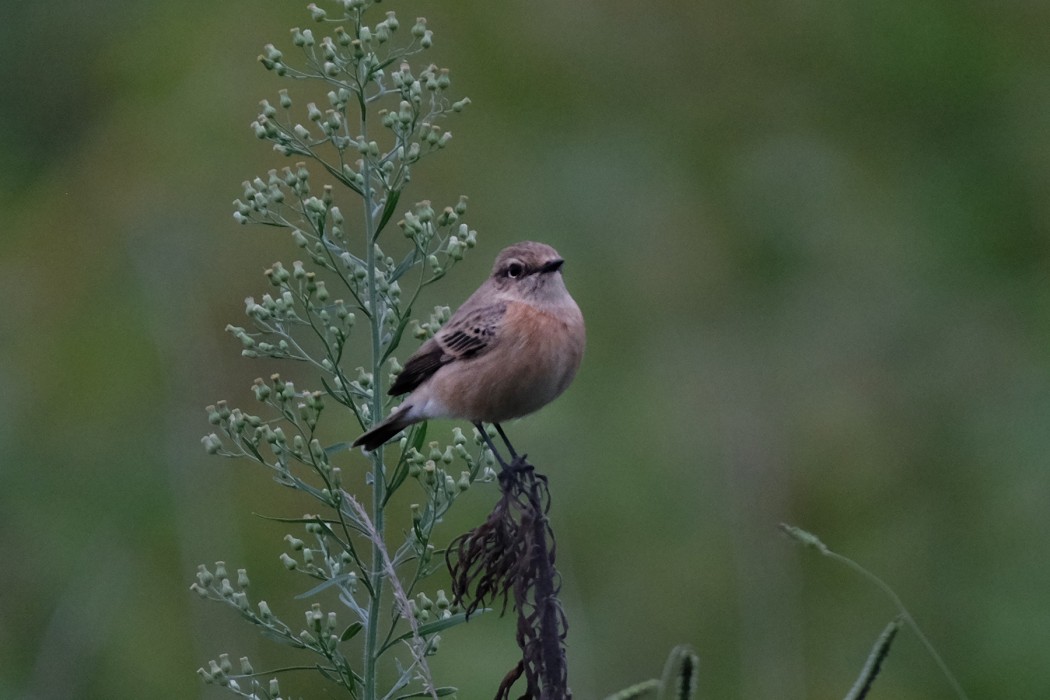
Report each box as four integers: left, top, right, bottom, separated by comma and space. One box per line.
361, 102, 387, 700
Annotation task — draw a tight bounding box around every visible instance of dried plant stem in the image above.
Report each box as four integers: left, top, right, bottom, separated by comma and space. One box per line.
449, 455, 570, 699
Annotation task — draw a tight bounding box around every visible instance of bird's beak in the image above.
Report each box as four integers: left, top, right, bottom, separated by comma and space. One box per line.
539, 258, 564, 274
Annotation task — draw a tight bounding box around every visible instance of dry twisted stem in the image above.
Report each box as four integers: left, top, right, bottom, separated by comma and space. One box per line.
447, 456, 570, 700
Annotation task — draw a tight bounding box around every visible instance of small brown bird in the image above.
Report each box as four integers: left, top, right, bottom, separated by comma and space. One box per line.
353, 241, 585, 459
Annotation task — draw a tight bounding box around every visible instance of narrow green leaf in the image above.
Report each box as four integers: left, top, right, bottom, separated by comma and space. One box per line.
320, 375, 355, 408
388, 249, 419, 283
251, 513, 340, 525
324, 441, 353, 456
375, 189, 402, 239
385, 422, 428, 502
381, 313, 413, 364
602, 679, 660, 700
294, 573, 359, 600
340, 621, 364, 642
393, 687, 457, 699
379, 611, 482, 654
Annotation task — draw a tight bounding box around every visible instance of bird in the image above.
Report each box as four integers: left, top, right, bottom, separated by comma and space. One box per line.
352, 241, 585, 463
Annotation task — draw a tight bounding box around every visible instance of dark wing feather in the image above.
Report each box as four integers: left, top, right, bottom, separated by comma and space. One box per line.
388, 302, 506, 396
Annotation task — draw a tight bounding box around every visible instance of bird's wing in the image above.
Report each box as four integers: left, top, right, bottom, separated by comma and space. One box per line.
388, 302, 507, 396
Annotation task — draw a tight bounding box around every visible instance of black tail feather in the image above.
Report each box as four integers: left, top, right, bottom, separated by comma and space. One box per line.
352, 407, 414, 451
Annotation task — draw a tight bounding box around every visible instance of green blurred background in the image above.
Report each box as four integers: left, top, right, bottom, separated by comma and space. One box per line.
3, 1, 1049, 698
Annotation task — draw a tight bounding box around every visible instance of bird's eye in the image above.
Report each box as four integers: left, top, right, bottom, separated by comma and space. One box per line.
506, 262, 525, 279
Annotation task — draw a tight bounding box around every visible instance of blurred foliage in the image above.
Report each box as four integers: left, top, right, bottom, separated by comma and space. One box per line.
2, 1, 1049, 698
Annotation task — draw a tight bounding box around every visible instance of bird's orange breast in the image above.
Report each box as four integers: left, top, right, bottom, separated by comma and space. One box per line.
429, 300, 585, 423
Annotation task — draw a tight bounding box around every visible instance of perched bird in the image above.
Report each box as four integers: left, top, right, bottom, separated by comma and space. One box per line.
353, 241, 585, 459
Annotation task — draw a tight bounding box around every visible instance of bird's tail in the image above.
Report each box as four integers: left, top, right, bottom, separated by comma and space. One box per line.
352, 404, 415, 452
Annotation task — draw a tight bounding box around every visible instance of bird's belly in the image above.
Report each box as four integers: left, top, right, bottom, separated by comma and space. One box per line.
434, 310, 583, 423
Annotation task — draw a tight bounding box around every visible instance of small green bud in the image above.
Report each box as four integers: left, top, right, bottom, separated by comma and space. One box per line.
279, 89, 291, 109
251, 378, 271, 401
451, 427, 467, 446
280, 553, 298, 570
457, 471, 471, 492
398, 100, 413, 124
206, 405, 221, 425
307, 605, 323, 632
190, 583, 208, 598
196, 564, 214, 587
411, 17, 427, 37
202, 434, 222, 454
258, 600, 274, 621
423, 460, 437, 485
428, 442, 443, 461
237, 568, 250, 588
447, 236, 464, 261
307, 2, 326, 20
239, 657, 254, 675
436, 589, 450, 610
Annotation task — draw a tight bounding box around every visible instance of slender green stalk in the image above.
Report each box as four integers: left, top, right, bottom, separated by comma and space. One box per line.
361, 107, 386, 700
823, 549, 968, 700
780, 524, 969, 700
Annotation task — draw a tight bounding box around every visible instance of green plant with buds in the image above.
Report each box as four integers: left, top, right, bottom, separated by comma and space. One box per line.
194, 2, 492, 698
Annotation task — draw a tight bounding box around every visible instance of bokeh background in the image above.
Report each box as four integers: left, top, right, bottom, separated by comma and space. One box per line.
3, 1, 1049, 698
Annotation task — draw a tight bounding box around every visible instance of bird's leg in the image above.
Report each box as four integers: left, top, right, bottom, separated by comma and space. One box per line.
474, 421, 510, 469
493, 423, 521, 462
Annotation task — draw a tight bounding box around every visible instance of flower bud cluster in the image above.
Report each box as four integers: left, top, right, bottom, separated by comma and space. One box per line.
233, 165, 311, 225
410, 305, 451, 341
395, 198, 477, 283
191, 561, 256, 623
397, 433, 492, 548
202, 372, 341, 491
407, 588, 460, 624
